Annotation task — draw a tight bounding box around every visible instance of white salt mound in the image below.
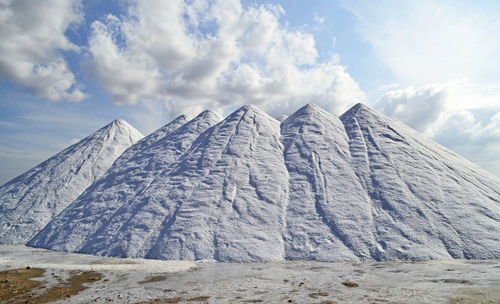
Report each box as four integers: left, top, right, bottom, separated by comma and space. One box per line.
25, 104, 500, 261
0, 119, 143, 244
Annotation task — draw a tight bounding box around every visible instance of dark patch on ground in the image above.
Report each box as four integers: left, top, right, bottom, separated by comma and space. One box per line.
138, 275, 168, 284
0, 267, 102, 303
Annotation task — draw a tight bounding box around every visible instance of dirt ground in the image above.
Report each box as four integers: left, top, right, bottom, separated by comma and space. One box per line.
0, 267, 102, 303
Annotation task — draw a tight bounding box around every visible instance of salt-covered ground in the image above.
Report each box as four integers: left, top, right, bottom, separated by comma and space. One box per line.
1, 245, 499, 303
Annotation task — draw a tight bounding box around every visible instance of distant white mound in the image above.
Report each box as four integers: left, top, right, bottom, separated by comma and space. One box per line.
26, 104, 500, 261
0, 119, 143, 244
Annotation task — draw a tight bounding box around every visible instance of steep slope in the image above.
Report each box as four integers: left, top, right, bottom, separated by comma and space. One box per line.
29, 111, 222, 253
0, 119, 143, 244
281, 104, 375, 261
137, 105, 288, 262
113, 114, 191, 167
339, 103, 500, 260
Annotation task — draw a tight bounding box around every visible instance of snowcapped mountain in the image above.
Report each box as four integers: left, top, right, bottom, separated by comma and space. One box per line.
0, 119, 143, 245
29, 104, 500, 262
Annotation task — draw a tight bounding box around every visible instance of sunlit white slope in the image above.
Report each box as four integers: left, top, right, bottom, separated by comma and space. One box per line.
29, 111, 222, 253
339, 103, 500, 260
0, 119, 143, 244
281, 104, 376, 261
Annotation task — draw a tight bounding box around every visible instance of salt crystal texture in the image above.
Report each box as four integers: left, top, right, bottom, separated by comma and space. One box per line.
0, 119, 143, 244
27, 104, 500, 261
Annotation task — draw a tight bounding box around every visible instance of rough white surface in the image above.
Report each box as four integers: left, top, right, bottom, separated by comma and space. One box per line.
281, 104, 374, 261
136, 105, 289, 262
29, 104, 500, 262
339, 103, 500, 260
0, 119, 143, 245
112, 114, 191, 168
29, 111, 222, 254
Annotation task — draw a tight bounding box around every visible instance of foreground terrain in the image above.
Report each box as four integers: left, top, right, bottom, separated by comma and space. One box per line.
1, 246, 499, 303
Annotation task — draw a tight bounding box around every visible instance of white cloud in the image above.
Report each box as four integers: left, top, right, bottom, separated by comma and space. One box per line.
86, 0, 365, 117
433, 109, 500, 177
345, 0, 500, 86
0, 0, 86, 101
376, 85, 448, 135
375, 81, 500, 137
376, 84, 500, 177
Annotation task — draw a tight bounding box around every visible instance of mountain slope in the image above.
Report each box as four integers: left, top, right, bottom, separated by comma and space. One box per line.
139, 105, 289, 262
28, 104, 500, 262
31, 106, 289, 262
112, 114, 191, 168
281, 104, 375, 261
0, 119, 143, 244
339, 103, 500, 260
29, 111, 222, 253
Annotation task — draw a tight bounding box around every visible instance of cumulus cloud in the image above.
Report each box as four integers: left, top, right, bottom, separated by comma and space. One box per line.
376, 84, 500, 177
344, 0, 500, 86
85, 0, 365, 117
433, 109, 500, 177
376, 85, 448, 135
0, 0, 86, 101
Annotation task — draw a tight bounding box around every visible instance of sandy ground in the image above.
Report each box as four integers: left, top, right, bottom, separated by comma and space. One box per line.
1, 245, 499, 303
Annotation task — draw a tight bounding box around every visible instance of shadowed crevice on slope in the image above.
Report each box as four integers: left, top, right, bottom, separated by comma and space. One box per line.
281, 104, 375, 261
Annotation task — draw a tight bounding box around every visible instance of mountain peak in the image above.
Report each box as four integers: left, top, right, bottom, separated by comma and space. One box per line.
276, 115, 288, 122
234, 104, 271, 116
283, 103, 333, 125
110, 118, 132, 128
238, 104, 260, 111
301, 103, 321, 110
296, 103, 327, 115
0, 119, 143, 245
196, 110, 223, 121
340, 102, 377, 119
229, 104, 278, 124
171, 114, 191, 123
106, 119, 143, 139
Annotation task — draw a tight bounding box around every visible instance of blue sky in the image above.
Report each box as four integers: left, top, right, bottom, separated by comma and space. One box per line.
1, 0, 500, 184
